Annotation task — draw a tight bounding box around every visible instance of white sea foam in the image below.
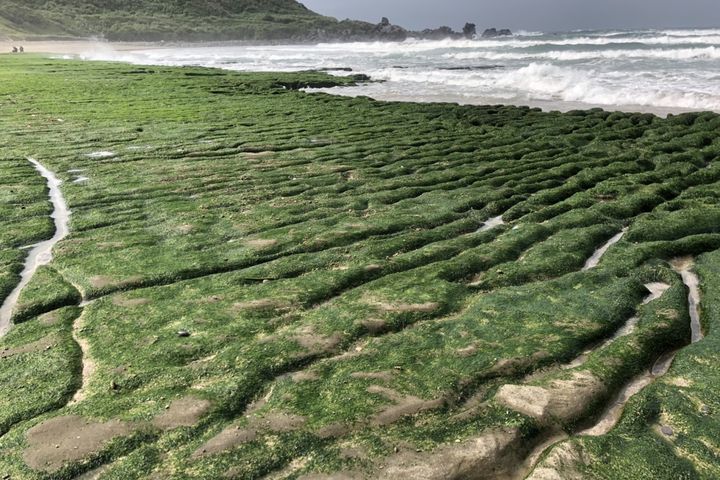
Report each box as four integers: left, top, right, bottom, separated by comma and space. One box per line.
374, 62, 720, 111
72, 28, 720, 114
498, 63, 720, 110
445, 46, 720, 62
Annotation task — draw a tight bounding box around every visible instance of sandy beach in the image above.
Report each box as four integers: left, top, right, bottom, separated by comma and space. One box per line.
0, 40, 159, 56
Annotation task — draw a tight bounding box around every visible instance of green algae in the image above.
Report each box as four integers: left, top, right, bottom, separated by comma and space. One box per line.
11, 266, 81, 323
0, 54, 720, 479
550, 252, 720, 480
0, 307, 81, 436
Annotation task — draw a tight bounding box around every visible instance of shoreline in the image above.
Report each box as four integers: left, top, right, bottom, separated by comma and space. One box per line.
304, 88, 710, 117
0, 40, 168, 55
1, 39, 717, 117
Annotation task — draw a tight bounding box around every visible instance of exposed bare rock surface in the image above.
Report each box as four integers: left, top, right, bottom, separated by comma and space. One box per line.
378, 429, 523, 480
24, 416, 133, 472
496, 372, 605, 425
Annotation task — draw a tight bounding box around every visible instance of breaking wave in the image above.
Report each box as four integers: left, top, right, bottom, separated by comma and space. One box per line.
446, 46, 720, 62
74, 28, 720, 114
362, 62, 720, 111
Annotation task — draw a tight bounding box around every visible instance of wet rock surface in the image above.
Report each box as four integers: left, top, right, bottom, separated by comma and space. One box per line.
482, 28, 513, 38
1, 59, 720, 480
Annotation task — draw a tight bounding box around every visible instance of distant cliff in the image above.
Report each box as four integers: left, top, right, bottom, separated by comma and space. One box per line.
0, 1, 509, 42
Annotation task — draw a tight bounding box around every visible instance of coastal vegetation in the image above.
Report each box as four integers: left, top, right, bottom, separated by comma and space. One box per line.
0, 53, 719, 479
0, 0, 413, 41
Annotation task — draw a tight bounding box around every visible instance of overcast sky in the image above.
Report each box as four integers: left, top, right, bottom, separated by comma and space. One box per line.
301, 0, 720, 32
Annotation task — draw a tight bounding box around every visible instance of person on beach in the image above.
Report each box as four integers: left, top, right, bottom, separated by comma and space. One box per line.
11, 46, 17, 53
19, 46, 23, 53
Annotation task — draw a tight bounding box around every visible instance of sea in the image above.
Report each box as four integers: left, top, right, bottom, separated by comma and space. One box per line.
80, 29, 720, 115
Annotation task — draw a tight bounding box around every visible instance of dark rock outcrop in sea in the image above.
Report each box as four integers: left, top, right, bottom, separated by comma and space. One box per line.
482, 28, 513, 38
463, 23, 477, 39
373, 18, 408, 41
305, 17, 408, 42
414, 22, 477, 40
417, 26, 459, 40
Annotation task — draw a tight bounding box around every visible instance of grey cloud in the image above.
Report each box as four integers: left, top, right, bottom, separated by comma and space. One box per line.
301, 0, 720, 31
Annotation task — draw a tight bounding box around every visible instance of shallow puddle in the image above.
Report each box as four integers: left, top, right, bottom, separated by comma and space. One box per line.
563, 282, 670, 370
0, 159, 70, 336
85, 151, 115, 158
519, 433, 569, 479
580, 258, 702, 437
671, 257, 703, 343
582, 228, 628, 271
478, 215, 505, 232
580, 350, 676, 437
